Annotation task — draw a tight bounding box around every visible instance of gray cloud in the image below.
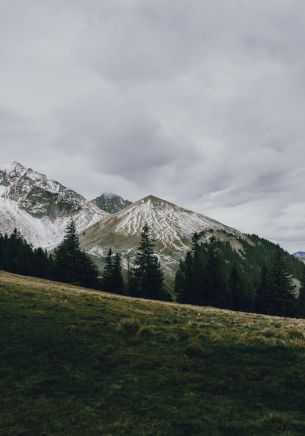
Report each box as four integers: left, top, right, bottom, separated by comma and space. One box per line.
1, 0, 305, 252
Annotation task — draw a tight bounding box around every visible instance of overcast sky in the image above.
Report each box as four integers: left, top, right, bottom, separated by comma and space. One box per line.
1, 1, 305, 252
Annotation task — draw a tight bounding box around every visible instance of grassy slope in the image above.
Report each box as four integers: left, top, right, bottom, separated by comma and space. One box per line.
1, 273, 305, 435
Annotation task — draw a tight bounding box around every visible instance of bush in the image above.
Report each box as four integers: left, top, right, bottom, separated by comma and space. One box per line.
185, 341, 204, 358
116, 318, 141, 334
137, 325, 154, 336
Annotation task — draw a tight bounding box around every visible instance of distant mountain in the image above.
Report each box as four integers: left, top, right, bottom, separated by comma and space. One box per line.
92, 193, 131, 214
80, 195, 244, 283
294, 252, 305, 263
0, 162, 108, 248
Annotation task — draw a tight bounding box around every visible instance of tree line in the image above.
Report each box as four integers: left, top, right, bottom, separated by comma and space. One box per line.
175, 234, 305, 318
0, 222, 168, 300
1, 223, 305, 318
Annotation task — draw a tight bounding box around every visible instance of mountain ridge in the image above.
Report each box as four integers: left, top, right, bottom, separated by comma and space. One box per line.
0, 161, 107, 248
80, 194, 243, 283
92, 192, 131, 213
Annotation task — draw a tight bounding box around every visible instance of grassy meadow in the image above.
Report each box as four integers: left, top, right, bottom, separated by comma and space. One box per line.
1, 271, 305, 435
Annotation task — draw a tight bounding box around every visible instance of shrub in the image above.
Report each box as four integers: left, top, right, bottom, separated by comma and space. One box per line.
137, 325, 154, 336
185, 341, 204, 358
116, 318, 141, 334
167, 333, 179, 343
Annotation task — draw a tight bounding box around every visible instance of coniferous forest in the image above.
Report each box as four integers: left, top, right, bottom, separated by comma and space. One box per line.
175, 233, 305, 318
1, 223, 305, 318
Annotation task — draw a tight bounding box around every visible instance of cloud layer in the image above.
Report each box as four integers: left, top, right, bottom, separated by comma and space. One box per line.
1, 0, 305, 252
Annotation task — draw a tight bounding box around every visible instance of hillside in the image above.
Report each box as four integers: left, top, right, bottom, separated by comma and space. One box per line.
80, 195, 241, 282
1, 272, 305, 434
0, 162, 107, 248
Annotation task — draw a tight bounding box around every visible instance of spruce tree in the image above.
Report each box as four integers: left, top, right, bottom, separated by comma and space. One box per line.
268, 246, 296, 317
101, 248, 113, 291
112, 253, 124, 294
229, 265, 244, 311
255, 264, 270, 314
204, 237, 227, 308
54, 221, 99, 288
131, 224, 165, 300
190, 233, 206, 305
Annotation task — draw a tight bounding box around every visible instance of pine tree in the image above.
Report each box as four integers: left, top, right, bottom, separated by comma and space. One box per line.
131, 224, 165, 300
255, 264, 270, 314
101, 248, 113, 291
112, 253, 124, 294
54, 221, 100, 288
190, 233, 206, 305
204, 237, 227, 308
229, 265, 244, 311
268, 246, 296, 317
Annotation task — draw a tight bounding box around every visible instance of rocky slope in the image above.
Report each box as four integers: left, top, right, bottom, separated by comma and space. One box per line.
92, 193, 131, 213
0, 162, 108, 248
80, 195, 245, 281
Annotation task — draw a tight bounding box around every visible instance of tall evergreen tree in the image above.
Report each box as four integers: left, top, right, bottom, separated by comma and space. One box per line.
112, 253, 124, 294
53, 221, 99, 288
268, 246, 296, 317
229, 265, 244, 311
130, 224, 165, 300
204, 236, 227, 308
255, 264, 270, 314
101, 248, 113, 291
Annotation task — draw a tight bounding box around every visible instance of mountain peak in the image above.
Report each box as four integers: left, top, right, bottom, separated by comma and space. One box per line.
140, 195, 164, 203
92, 193, 131, 213
0, 162, 107, 248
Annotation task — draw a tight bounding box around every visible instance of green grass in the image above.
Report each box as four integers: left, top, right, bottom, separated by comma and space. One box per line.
1, 271, 305, 435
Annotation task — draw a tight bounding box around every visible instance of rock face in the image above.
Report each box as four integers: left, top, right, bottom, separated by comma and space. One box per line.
92, 193, 131, 214
0, 162, 108, 248
80, 195, 243, 282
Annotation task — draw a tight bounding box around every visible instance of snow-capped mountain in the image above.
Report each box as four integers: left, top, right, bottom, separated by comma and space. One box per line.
92, 193, 131, 214
0, 162, 108, 248
294, 252, 305, 263
80, 195, 243, 281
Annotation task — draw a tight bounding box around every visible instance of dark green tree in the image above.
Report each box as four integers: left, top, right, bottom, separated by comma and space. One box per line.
268, 246, 296, 317
255, 264, 270, 314
131, 224, 166, 300
101, 248, 113, 291
204, 237, 227, 308
53, 221, 99, 288
112, 253, 124, 294
229, 265, 244, 311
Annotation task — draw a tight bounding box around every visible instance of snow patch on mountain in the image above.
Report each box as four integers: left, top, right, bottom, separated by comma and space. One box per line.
80, 195, 242, 283
110, 196, 238, 251
0, 162, 108, 248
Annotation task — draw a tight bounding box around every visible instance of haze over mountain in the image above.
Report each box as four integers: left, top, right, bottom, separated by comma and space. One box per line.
0, 162, 107, 248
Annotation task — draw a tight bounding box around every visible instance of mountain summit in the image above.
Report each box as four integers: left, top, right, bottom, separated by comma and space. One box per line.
0, 162, 107, 248
92, 193, 131, 213
80, 195, 241, 281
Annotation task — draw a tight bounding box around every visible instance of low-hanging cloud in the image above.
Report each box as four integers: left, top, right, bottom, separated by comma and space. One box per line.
1, 0, 305, 252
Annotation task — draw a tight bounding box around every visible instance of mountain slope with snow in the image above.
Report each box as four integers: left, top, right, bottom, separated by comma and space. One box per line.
0, 162, 108, 248
80, 195, 244, 280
